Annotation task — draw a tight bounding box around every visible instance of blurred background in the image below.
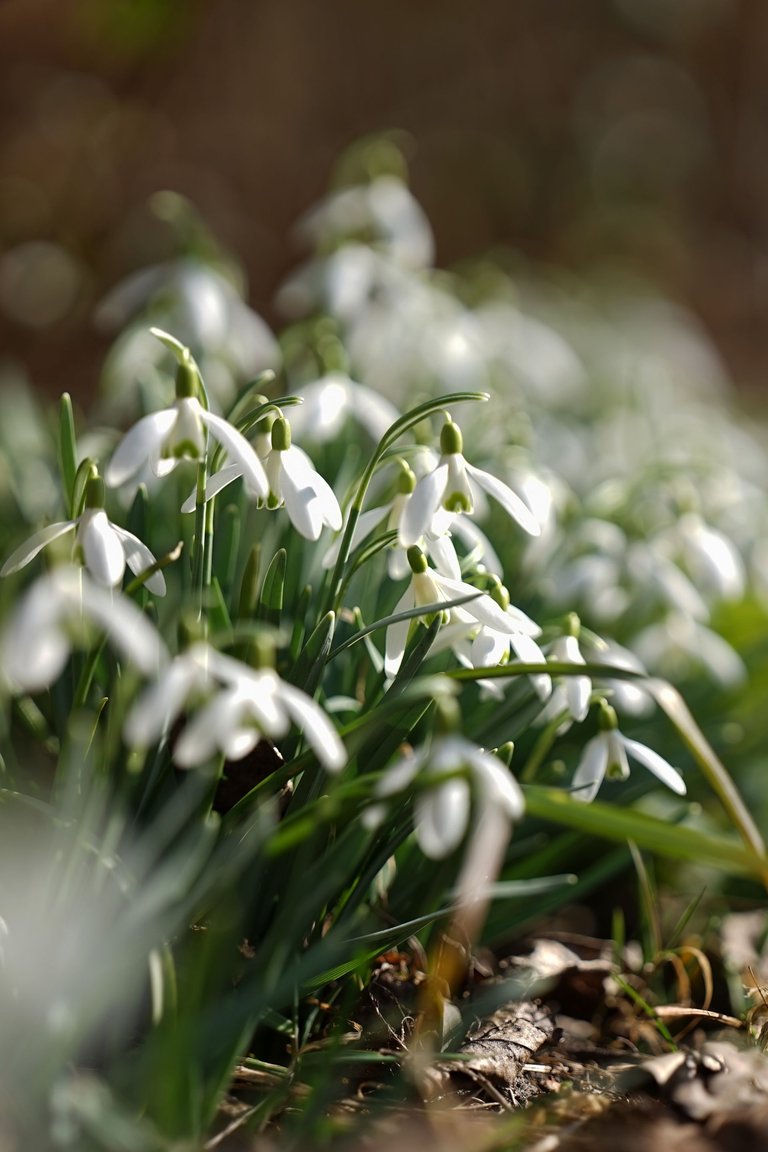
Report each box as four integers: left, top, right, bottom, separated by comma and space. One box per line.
1, 0, 767, 400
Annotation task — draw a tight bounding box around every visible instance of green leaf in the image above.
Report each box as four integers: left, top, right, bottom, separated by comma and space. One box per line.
207, 577, 232, 637
257, 548, 286, 628
290, 611, 335, 695
524, 786, 762, 878
58, 392, 78, 517
237, 543, 260, 621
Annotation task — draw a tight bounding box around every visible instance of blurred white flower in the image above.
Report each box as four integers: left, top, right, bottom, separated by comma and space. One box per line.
296, 175, 434, 270
669, 512, 746, 602
1, 566, 167, 693
366, 734, 524, 859
633, 612, 746, 689
97, 256, 280, 414
1, 476, 165, 594
124, 642, 345, 773
399, 416, 540, 547
286, 371, 399, 443
572, 702, 685, 803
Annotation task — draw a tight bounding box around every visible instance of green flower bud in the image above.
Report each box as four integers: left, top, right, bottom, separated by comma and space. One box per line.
440, 417, 463, 456
407, 545, 428, 575
83, 473, 105, 510
271, 415, 291, 452
396, 460, 417, 494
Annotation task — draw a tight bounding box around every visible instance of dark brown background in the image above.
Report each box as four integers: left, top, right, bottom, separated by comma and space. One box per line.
1, 0, 767, 399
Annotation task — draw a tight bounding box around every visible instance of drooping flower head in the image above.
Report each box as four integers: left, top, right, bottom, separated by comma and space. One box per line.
104, 332, 268, 501
124, 640, 345, 773
572, 699, 686, 803
384, 545, 540, 679
399, 416, 540, 548
1, 471, 166, 594
1, 566, 167, 694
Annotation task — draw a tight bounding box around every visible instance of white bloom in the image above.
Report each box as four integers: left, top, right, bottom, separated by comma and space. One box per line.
672, 512, 746, 602
181, 416, 342, 541
384, 547, 536, 678
1, 566, 167, 693
1, 479, 165, 594
537, 631, 592, 727
286, 372, 399, 443
462, 609, 551, 702
572, 711, 686, 803
124, 642, 345, 772
367, 734, 524, 859
633, 612, 746, 689
261, 417, 342, 540
104, 357, 268, 500
322, 459, 460, 581
399, 417, 540, 547
296, 176, 435, 270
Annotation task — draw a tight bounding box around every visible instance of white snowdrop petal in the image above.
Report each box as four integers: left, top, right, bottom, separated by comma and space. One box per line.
374, 749, 426, 797
399, 464, 449, 547
55, 570, 168, 675
180, 463, 244, 513
566, 675, 592, 723
173, 692, 238, 767
201, 409, 269, 498
384, 588, 414, 678
283, 683, 346, 772
281, 471, 324, 540
105, 408, 178, 487
124, 657, 203, 748
415, 779, 470, 858
466, 746, 525, 819
464, 462, 541, 536
80, 511, 126, 588
0, 520, 76, 576
3, 625, 70, 693
235, 676, 287, 735
427, 532, 462, 580
572, 735, 608, 803
622, 737, 687, 795
112, 525, 166, 595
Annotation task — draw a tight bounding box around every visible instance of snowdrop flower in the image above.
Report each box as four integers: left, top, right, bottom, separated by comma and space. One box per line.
296, 175, 435, 270
669, 512, 746, 603
1, 566, 167, 694
633, 612, 746, 689
183, 414, 342, 541
366, 730, 524, 859
399, 416, 540, 547
124, 642, 345, 773
104, 348, 268, 499
323, 459, 461, 581
260, 415, 342, 540
572, 700, 685, 803
384, 545, 538, 678
536, 617, 592, 728
0, 474, 166, 594
444, 578, 551, 701
286, 371, 399, 444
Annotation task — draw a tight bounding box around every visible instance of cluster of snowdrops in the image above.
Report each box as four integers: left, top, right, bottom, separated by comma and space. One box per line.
2, 149, 767, 1147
